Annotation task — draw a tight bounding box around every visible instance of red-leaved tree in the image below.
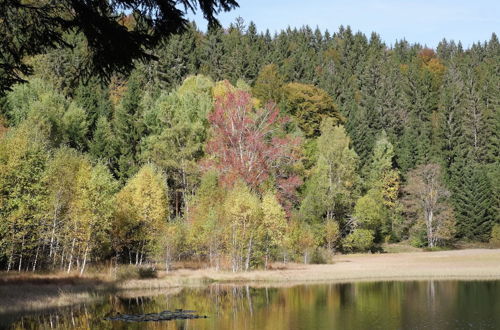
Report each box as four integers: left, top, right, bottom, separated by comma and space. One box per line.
204, 90, 301, 211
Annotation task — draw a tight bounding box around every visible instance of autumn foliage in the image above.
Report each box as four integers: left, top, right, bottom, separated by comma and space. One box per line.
204, 90, 301, 200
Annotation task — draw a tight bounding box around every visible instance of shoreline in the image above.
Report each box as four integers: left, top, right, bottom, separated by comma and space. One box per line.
2, 249, 500, 314
119, 248, 500, 288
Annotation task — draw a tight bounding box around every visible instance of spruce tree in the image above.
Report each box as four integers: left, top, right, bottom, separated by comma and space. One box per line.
201, 27, 226, 81
73, 78, 112, 136
347, 102, 373, 167
89, 116, 116, 165
453, 163, 495, 241
112, 71, 145, 181
436, 60, 467, 181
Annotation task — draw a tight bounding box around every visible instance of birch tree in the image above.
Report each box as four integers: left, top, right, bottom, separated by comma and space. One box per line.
404, 164, 455, 247
113, 164, 169, 265
300, 119, 359, 224
259, 191, 287, 269
68, 163, 117, 274
223, 182, 260, 272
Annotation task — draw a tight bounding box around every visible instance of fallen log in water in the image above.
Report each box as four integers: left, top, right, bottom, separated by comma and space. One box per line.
104, 309, 208, 322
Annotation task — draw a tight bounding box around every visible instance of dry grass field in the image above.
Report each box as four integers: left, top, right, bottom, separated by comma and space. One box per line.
147, 248, 500, 285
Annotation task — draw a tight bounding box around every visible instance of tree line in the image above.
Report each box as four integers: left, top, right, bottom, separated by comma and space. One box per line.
0, 20, 498, 272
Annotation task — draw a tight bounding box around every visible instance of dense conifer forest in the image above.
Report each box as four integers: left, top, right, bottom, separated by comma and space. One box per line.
0, 18, 499, 273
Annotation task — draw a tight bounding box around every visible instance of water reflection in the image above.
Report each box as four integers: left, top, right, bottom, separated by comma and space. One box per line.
4, 281, 500, 329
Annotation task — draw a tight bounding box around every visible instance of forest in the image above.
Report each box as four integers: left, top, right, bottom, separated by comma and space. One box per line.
0, 17, 499, 274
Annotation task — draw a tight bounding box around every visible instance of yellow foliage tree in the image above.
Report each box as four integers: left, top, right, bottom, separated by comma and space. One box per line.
282, 82, 342, 137
259, 191, 287, 269
114, 164, 169, 265
68, 162, 117, 274
223, 182, 261, 272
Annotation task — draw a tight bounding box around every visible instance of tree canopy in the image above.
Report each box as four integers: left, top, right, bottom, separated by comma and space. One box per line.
0, 0, 238, 94
0, 17, 498, 272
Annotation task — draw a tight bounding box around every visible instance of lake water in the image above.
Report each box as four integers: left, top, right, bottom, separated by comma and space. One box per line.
3, 280, 500, 329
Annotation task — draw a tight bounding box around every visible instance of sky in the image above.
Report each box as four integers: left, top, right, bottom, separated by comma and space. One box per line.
188, 0, 499, 48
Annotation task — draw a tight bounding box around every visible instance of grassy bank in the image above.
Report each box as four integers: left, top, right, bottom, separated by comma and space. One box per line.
2, 249, 500, 314
129, 248, 500, 286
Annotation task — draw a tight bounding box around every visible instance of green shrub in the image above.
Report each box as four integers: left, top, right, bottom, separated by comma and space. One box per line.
490, 224, 500, 247
138, 266, 158, 278
115, 265, 139, 280
342, 229, 375, 252
311, 247, 330, 264
115, 265, 158, 280
408, 221, 428, 248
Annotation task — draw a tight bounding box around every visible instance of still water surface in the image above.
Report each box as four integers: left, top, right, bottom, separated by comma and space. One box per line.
4, 280, 500, 329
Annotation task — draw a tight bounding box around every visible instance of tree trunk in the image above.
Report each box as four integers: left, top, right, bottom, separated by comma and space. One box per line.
165, 247, 171, 273
208, 246, 213, 268
264, 246, 269, 270
139, 242, 145, 265
115, 251, 120, 269
60, 247, 65, 270
7, 250, 13, 272
49, 201, 60, 258
427, 210, 434, 248
80, 245, 89, 276
18, 237, 25, 272
232, 225, 237, 273
32, 245, 40, 272
215, 251, 220, 272
245, 235, 253, 271
18, 254, 22, 272
181, 166, 189, 218
51, 240, 59, 269
175, 190, 179, 218
67, 238, 76, 273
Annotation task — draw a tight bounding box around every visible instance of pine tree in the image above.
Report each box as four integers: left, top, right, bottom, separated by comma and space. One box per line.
461, 65, 488, 162
73, 78, 112, 136
222, 17, 252, 83
245, 21, 266, 82
200, 27, 226, 81
89, 116, 116, 165
397, 110, 435, 175
252, 64, 285, 104
347, 101, 373, 167
436, 61, 466, 181
453, 163, 495, 241
61, 102, 88, 150
153, 24, 200, 90
112, 71, 145, 181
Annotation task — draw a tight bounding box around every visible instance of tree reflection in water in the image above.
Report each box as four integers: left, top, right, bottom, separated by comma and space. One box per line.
5, 281, 500, 329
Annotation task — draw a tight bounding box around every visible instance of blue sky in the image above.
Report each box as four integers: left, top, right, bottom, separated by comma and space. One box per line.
188, 0, 499, 48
